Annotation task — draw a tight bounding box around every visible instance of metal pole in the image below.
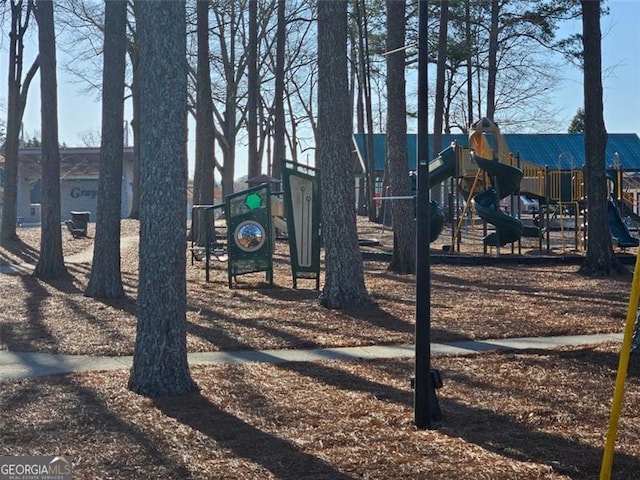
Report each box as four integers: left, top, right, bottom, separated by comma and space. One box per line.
415, 0, 439, 429
205, 207, 211, 282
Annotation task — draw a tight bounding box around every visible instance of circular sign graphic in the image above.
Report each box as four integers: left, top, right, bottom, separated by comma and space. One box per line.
234, 220, 266, 252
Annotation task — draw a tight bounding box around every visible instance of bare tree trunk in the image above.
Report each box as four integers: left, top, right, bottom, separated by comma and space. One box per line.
271, 0, 286, 182
85, 0, 127, 299
193, 0, 216, 246
485, 0, 499, 120
432, 1, 449, 157
350, 20, 367, 215
579, 0, 621, 276
2, 0, 38, 245
220, 138, 236, 197
128, 37, 141, 220
210, 1, 249, 196
318, 0, 370, 309
33, 0, 67, 280
465, 0, 473, 129
430, 0, 449, 207
247, 0, 260, 179
386, 0, 414, 274
128, 0, 196, 397
355, 0, 378, 222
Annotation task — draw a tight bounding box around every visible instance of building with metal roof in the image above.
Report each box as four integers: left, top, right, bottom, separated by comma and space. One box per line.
353, 132, 640, 173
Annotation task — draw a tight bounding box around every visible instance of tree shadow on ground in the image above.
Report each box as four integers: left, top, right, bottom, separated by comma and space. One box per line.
1, 269, 136, 353
280, 290, 420, 338
277, 358, 640, 479
37, 274, 84, 295
431, 271, 627, 305
186, 305, 331, 351
0, 275, 63, 351
329, 302, 414, 334
252, 286, 320, 302
154, 391, 355, 480
0, 239, 39, 265
438, 398, 640, 479
0, 375, 193, 479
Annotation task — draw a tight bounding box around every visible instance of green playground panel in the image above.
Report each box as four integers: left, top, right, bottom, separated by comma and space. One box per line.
225, 183, 273, 288
282, 159, 321, 289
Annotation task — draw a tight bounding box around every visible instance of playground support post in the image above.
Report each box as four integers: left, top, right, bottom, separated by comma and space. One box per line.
205, 208, 211, 282
545, 166, 551, 252
600, 248, 640, 479
573, 202, 580, 251
516, 153, 522, 256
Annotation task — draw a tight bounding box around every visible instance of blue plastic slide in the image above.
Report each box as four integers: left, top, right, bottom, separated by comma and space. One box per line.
608, 199, 639, 248
471, 153, 524, 247
417, 145, 456, 243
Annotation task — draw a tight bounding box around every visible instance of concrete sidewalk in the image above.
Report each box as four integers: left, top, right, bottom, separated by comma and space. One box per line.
0, 332, 623, 381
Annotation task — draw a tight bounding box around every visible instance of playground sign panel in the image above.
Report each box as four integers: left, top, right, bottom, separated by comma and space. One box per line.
282, 160, 321, 289
225, 184, 273, 288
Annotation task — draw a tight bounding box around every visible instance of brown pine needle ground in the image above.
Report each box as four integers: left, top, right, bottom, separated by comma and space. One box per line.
1, 219, 639, 479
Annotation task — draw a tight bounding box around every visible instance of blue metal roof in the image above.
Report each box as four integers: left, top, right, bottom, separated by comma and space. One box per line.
353, 133, 640, 172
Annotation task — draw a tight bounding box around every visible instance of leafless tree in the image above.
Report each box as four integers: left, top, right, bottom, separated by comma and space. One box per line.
270, 0, 285, 181
128, 0, 196, 397
85, 0, 127, 299
192, 0, 216, 246
385, 0, 414, 274
578, 0, 621, 276
317, 0, 370, 309
33, 0, 67, 279
432, 0, 449, 154
1, 0, 39, 245
246, 0, 259, 179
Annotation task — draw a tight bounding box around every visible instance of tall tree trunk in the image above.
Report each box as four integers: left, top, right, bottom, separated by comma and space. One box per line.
271, 0, 286, 182
210, 1, 247, 197
220, 136, 236, 197
579, 0, 621, 276
355, 0, 377, 222
465, 0, 473, 129
128, 0, 196, 397
128, 37, 141, 220
432, 0, 449, 157
33, 0, 67, 280
430, 0, 449, 207
485, 0, 499, 120
2, 0, 38, 245
193, 0, 216, 246
317, 0, 370, 309
85, 0, 127, 299
350, 20, 367, 215
247, 0, 260, 179
386, 0, 414, 274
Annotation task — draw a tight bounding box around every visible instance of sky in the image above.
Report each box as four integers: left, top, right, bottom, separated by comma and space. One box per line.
549, 0, 640, 136
1, 0, 639, 179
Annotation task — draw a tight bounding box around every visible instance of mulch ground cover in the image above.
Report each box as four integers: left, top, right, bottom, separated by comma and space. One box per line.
1, 219, 639, 478
2, 346, 640, 479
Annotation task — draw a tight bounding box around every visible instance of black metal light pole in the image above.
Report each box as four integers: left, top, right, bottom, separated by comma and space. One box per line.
414, 0, 436, 429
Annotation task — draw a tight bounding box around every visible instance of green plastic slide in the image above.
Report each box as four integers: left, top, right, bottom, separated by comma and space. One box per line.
472, 154, 524, 247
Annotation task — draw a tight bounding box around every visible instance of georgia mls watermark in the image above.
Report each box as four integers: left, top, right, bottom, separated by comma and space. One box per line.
0, 456, 72, 480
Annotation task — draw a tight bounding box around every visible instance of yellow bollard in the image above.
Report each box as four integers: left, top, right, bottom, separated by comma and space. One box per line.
600, 251, 640, 479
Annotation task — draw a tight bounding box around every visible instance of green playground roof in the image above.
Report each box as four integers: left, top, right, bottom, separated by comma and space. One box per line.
352, 132, 640, 172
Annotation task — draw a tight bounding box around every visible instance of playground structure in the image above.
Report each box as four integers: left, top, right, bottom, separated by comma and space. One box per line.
424, 118, 640, 254
190, 160, 321, 288
189, 122, 640, 279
